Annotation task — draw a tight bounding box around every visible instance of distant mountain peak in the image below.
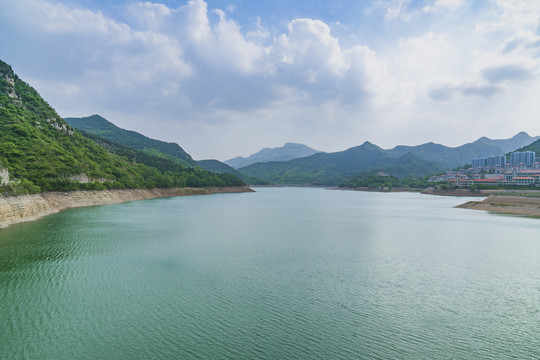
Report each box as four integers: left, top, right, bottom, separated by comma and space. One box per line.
512, 131, 530, 138
225, 143, 320, 169
283, 142, 308, 148
358, 141, 384, 151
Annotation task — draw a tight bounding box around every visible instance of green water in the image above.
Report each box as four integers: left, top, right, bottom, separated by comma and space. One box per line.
1, 187, 539, 359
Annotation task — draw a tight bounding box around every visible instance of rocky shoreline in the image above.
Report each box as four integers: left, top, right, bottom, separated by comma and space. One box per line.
456, 195, 540, 217
421, 188, 488, 197
340, 186, 540, 217
0, 186, 254, 229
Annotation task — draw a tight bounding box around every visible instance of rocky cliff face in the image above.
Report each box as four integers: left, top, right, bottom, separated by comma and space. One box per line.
0, 168, 8, 185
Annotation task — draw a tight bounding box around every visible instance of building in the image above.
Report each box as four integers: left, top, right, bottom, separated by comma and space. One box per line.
510, 151, 535, 167
472, 155, 506, 170
486, 155, 506, 169
472, 157, 486, 170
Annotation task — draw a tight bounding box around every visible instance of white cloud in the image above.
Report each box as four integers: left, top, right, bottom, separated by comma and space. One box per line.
126, 2, 171, 31
423, 0, 464, 13
246, 17, 271, 45
476, 0, 540, 35
275, 19, 347, 75
381, 0, 414, 21
1, 0, 540, 159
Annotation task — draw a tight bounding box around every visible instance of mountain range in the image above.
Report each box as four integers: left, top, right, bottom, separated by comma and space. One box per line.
237, 142, 446, 185
386, 132, 539, 169
225, 143, 320, 169
235, 133, 539, 185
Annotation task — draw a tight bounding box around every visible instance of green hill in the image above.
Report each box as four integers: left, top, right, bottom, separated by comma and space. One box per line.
515, 139, 540, 154
238, 142, 446, 185
65, 114, 266, 185
0, 60, 244, 194
65, 115, 196, 167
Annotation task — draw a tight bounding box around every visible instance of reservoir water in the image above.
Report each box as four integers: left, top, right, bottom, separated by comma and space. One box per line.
1, 187, 539, 359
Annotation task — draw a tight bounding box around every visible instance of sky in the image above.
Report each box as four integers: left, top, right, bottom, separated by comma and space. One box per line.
1, 0, 540, 161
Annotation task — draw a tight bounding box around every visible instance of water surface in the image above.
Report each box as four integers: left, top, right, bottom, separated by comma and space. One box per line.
1, 188, 539, 359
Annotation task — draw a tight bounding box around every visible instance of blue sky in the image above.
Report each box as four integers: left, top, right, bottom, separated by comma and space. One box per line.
1, 0, 540, 160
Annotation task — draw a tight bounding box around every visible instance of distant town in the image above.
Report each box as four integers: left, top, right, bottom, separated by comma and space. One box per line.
428, 151, 540, 187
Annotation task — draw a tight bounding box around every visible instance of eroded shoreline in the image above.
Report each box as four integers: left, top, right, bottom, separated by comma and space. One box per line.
0, 186, 254, 229
456, 195, 540, 217
342, 186, 540, 217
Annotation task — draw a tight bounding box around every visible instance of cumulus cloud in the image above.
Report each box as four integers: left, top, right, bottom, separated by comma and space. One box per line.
1, 0, 540, 158
423, 0, 464, 13
476, 0, 540, 35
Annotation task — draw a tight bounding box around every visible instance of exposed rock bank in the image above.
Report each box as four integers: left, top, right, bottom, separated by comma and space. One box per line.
456, 195, 540, 217
0, 186, 254, 229
421, 188, 487, 197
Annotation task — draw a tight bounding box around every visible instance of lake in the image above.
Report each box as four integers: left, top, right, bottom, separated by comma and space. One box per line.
1, 187, 539, 359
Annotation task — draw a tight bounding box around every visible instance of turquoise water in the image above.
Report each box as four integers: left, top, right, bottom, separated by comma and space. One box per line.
1, 187, 539, 359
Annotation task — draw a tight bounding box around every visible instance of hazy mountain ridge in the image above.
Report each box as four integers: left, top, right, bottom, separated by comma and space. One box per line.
238, 142, 446, 185
387, 132, 539, 169
237, 134, 538, 185
476, 132, 540, 153
225, 143, 321, 169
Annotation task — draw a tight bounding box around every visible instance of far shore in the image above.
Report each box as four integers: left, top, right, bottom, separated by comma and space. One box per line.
338, 186, 540, 218
0, 186, 254, 230
335, 186, 423, 193
420, 188, 540, 217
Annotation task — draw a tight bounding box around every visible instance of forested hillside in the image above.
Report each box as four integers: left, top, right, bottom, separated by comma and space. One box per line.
0, 60, 244, 195
65, 115, 196, 167
65, 114, 263, 184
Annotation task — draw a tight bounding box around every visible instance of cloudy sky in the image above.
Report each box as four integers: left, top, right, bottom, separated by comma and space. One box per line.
1, 0, 540, 160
